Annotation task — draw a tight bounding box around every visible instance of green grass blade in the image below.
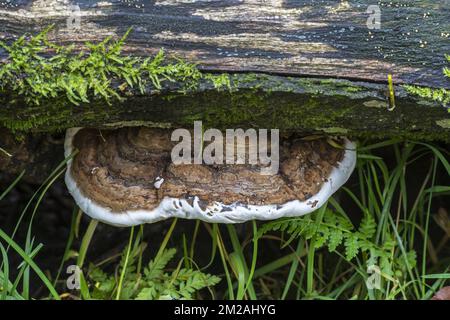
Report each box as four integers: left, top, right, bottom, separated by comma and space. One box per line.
116, 227, 134, 300
0, 228, 59, 299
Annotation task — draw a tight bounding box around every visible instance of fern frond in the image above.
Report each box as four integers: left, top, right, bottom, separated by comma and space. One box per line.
144, 248, 177, 281
258, 208, 416, 275
358, 214, 376, 239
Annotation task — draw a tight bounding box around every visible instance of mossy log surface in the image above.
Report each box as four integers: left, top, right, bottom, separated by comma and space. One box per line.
1, 0, 449, 133
1, 75, 449, 140
0, 1, 449, 181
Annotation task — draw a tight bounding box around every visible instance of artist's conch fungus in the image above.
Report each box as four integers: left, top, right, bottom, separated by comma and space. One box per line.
65, 127, 356, 226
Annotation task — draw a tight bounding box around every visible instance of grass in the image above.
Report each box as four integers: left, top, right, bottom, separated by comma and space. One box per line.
0, 139, 448, 300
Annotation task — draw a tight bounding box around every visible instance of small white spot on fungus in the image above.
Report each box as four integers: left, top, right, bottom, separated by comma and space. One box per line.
154, 177, 164, 189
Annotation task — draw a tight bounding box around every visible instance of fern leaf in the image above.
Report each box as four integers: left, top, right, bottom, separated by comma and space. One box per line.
327, 229, 343, 252
344, 234, 359, 260
358, 214, 376, 239
173, 270, 221, 299
380, 254, 393, 276
314, 225, 330, 249
136, 286, 157, 300
144, 248, 177, 281
397, 250, 417, 272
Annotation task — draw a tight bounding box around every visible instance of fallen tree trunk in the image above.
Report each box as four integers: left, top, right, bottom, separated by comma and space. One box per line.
1, 0, 449, 87
0, 0, 449, 181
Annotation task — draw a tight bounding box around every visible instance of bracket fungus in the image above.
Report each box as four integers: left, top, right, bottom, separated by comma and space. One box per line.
64, 127, 356, 227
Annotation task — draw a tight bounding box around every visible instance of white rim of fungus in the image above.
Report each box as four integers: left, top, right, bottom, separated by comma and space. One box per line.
65, 128, 357, 227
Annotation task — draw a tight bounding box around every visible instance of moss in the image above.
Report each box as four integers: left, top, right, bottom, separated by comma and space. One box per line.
403, 54, 450, 110
1, 74, 449, 142
363, 100, 386, 108
0, 26, 230, 109
1, 97, 448, 142
318, 127, 349, 134
404, 85, 449, 108
102, 120, 173, 129
318, 79, 364, 93
0, 29, 449, 142
0, 97, 118, 132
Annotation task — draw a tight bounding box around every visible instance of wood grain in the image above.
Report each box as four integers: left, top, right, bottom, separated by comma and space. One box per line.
1, 0, 449, 88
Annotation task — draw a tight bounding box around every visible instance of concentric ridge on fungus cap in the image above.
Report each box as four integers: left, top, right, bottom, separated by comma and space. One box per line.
64, 127, 357, 226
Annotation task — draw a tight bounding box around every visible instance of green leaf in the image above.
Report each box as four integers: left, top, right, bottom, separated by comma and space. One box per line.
327, 229, 343, 252
144, 248, 176, 281
135, 287, 157, 300
358, 214, 376, 239
344, 234, 359, 260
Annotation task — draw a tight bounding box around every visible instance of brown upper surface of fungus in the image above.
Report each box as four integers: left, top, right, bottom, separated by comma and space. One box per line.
70, 127, 344, 213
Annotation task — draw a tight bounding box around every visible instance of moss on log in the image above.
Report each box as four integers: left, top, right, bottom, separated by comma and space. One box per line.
1, 75, 449, 141
1, 0, 449, 87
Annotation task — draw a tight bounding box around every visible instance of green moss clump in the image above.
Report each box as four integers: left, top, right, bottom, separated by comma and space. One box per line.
0, 26, 230, 107
403, 85, 449, 107
403, 54, 450, 110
